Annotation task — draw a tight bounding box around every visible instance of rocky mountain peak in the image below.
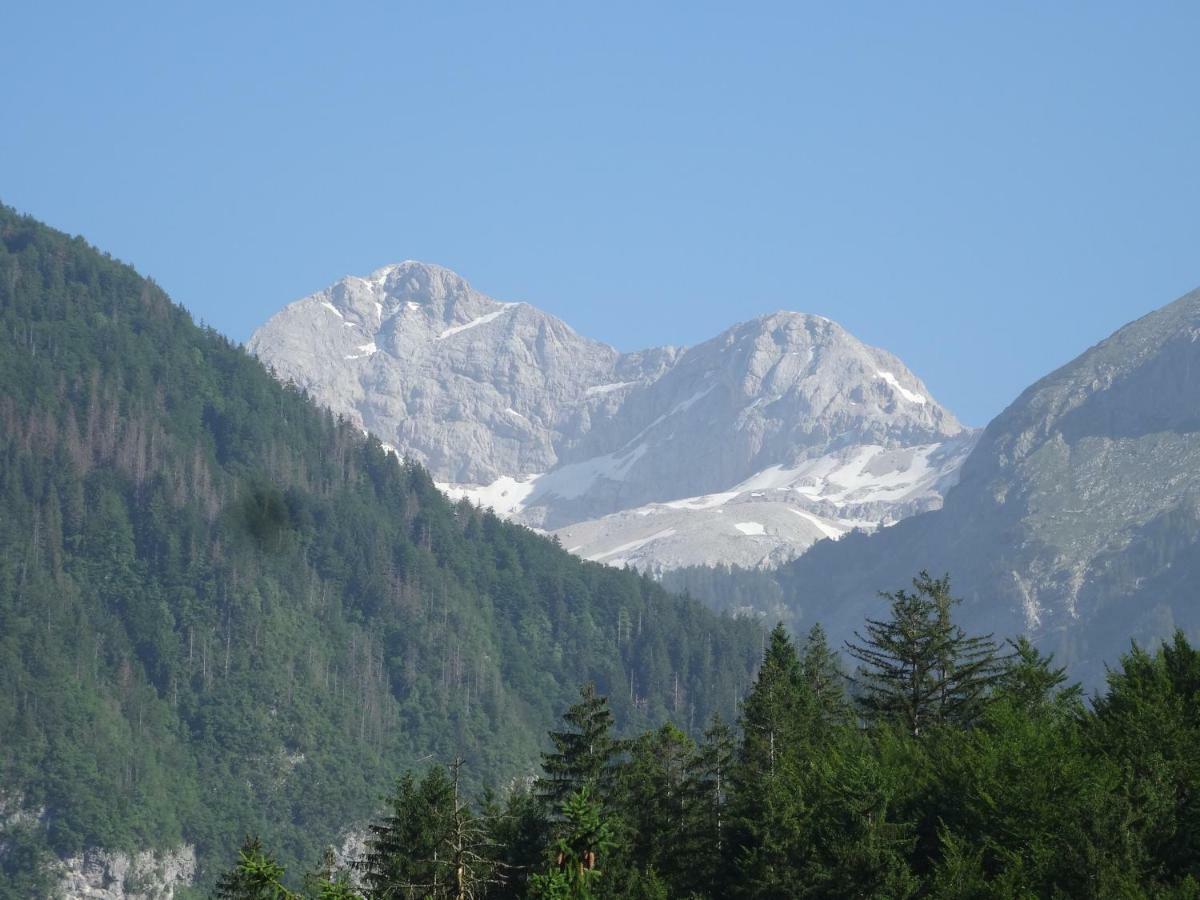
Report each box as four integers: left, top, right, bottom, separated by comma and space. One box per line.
250, 265, 975, 570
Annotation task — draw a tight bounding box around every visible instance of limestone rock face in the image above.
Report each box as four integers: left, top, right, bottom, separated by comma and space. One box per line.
250, 263, 971, 569
55, 846, 196, 900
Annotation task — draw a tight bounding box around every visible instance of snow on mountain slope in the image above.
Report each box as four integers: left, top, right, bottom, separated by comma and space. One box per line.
250, 262, 974, 570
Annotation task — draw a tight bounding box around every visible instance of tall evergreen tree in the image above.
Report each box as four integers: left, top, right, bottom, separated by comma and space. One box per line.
846, 572, 1004, 736
609, 723, 695, 892
359, 766, 457, 899
680, 716, 736, 897
538, 684, 620, 805
737, 624, 807, 777
799, 622, 849, 727
728, 625, 819, 899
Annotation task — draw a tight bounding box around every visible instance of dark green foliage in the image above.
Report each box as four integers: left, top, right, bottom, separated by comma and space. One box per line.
481, 784, 549, 900
1089, 631, 1200, 886
846, 572, 1005, 736
529, 787, 615, 900
217, 627, 1200, 897
359, 762, 496, 899
537, 685, 619, 806
214, 837, 295, 900
359, 767, 457, 898
0, 205, 763, 890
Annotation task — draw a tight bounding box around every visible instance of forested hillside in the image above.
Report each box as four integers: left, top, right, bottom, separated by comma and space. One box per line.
0, 207, 762, 895
218, 581, 1200, 898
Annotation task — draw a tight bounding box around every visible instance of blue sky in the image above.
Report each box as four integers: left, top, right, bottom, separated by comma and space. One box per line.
3, 2, 1198, 425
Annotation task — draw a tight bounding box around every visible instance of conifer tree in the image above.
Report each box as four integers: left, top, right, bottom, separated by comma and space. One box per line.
538, 683, 620, 805
846, 571, 1003, 736
728, 625, 817, 898
998, 636, 1080, 714
529, 786, 615, 900
359, 767, 456, 898
681, 715, 736, 896
737, 624, 807, 777
611, 723, 695, 891
799, 622, 849, 727
214, 837, 297, 900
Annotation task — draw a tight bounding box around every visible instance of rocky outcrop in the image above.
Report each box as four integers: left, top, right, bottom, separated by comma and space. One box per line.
53, 846, 196, 900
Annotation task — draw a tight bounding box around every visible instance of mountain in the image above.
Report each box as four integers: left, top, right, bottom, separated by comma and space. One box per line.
771, 287, 1200, 684
250, 264, 973, 570
0, 207, 763, 896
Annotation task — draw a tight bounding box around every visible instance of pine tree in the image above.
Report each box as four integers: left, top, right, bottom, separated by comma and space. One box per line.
538, 684, 620, 805
482, 782, 550, 900
214, 837, 297, 900
728, 625, 817, 899
846, 572, 1004, 736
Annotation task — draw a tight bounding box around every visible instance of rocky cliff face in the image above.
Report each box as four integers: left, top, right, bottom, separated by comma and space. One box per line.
55, 846, 196, 900
775, 287, 1200, 684
250, 263, 972, 569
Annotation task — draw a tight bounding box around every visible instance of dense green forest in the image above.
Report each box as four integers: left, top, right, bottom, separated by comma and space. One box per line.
0, 206, 765, 896
217, 574, 1200, 899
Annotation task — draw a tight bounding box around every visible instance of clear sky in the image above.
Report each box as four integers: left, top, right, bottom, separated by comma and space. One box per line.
3, 2, 1198, 425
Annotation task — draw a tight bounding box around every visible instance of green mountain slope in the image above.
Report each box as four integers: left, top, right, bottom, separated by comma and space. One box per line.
0, 206, 762, 893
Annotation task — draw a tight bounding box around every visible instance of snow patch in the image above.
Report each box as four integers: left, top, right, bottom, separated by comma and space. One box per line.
734, 521, 766, 536
586, 381, 636, 396
439, 475, 541, 517
787, 508, 846, 540
345, 342, 378, 360
536, 443, 648, 501
586, 529, 677, 562
438, 304, 517, 340
875, 371, 927, 405
320, 301, 343, 318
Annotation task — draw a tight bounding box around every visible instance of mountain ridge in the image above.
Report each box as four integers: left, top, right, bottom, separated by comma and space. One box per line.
767, 284, 1200, 684
250, 262, 973, 570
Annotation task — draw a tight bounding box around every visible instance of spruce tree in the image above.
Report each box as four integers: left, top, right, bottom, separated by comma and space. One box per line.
360, 767, 457, 898
538, 683, 620, 805
214, 837, 297, 900
611, 723, 695, 892
728, 625, 817, 899
681, 716, 736, 896
846, 571, 1003, 736
738, 624, 807, 777
799, 623, 849, 727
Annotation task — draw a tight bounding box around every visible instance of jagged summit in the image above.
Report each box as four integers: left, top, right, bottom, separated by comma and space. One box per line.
249, 264, 974, 569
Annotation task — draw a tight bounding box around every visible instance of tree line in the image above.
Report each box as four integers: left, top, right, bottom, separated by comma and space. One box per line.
216, 572, 1200, 898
